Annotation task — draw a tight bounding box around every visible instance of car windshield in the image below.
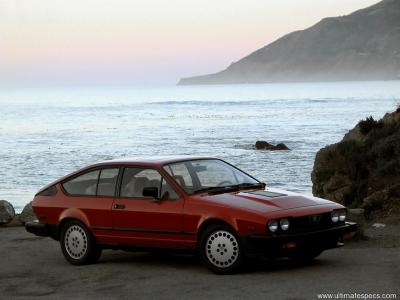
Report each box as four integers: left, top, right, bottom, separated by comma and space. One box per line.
164, 159, 263, 194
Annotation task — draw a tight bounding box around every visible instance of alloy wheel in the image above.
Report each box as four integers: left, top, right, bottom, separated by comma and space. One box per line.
64, 224, 88, 260
205, 230, 239, 268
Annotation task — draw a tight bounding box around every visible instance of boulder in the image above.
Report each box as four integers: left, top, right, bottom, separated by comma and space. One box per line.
255, 141, 273, 150
275, 143, 290, 150
255, 140, 290, 151
312, 108, 400, 218
18, 201, 36, 225
347, 208, 367, 237
0, 200, 16, 225
372, 223, 386, 229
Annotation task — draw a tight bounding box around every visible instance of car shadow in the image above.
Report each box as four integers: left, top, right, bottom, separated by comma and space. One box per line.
99, 250, 336, 274
100, 250, 200, 267
242, 256, 335, 274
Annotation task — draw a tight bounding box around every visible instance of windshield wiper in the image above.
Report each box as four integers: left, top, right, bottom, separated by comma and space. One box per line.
194, 182, 266, 195
233, 182, 266, 191
194, 186, 237, 194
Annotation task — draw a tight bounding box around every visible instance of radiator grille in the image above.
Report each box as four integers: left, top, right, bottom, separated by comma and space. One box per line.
290, 213, 334, 233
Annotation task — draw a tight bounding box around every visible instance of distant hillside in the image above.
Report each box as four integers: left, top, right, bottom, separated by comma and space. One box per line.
178, 0, 400, 85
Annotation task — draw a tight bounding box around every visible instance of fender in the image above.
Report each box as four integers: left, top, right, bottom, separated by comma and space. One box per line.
197, 215, 240, 234
59, 208, 91, 228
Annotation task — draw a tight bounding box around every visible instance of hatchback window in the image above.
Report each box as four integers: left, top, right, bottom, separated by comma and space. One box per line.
62, 170, 100, 196
120, 168, 179, 200
97, 168, 119, 197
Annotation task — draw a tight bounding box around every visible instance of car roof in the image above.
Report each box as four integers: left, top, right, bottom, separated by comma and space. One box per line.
36, 155, 217, 195
96, 155, 215, 166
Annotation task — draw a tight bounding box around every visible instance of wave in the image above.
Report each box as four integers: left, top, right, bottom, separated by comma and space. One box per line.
148, 100, 270, 106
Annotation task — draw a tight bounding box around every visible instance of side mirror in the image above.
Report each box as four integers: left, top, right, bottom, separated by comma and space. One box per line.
142, 187, 159, 200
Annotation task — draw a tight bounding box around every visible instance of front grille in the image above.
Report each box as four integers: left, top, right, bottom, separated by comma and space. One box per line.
290, 213, 334, 233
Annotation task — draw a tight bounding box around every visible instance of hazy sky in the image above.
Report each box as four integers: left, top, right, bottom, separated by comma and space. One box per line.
0, 0, 380, 87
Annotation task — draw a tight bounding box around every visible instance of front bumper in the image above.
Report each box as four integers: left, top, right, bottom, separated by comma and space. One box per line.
25, 222, 58, 239
243, 222, 357, 256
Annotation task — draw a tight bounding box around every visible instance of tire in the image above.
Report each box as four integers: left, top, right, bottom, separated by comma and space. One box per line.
289, 248, 323, 262
199, 224, 243, 275
60, 220, 102, 265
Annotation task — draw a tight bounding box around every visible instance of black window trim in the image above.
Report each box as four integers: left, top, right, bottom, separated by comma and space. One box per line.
61, 165, 122, 198
97, 167, 121, 198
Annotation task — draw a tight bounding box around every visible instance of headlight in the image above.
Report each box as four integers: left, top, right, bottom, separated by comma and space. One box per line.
331, 211, 339, 223
268, 220, 278, 232
339, 210, 346, 222
280, 218, 290, 231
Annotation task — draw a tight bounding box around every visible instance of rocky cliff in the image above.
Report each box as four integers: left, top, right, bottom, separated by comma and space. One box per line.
312, 107, 400, 219
179, 0, 400, 85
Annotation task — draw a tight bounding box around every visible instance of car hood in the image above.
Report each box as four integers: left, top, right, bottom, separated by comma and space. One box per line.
199, 187, 336, 214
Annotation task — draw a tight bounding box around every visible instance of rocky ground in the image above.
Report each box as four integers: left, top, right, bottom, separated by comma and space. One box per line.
0, 223, 399, 300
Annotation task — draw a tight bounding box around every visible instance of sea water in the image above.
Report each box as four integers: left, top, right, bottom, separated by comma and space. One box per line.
1, 81, 399, 211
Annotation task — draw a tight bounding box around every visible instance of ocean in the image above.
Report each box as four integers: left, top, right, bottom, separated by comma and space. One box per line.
1, 81, 399, 212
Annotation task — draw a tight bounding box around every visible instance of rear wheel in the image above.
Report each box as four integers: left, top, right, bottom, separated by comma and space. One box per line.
60, 220, 102, 265
199, 224, 243, 274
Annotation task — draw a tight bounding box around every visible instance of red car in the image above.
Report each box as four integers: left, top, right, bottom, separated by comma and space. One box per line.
26, 156, 356, 274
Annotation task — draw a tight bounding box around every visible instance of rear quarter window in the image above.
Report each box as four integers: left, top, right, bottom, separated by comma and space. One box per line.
37, 185, 57, 196
62, 170, 100, 196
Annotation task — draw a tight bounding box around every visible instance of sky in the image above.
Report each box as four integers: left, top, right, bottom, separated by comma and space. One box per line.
0, 0, 381, 87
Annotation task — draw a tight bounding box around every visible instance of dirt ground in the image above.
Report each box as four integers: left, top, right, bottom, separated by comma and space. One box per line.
0, 225, 399, 300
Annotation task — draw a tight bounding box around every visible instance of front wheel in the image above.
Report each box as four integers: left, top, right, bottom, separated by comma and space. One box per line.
60, 220, 102, 265
199, 224, 243, 274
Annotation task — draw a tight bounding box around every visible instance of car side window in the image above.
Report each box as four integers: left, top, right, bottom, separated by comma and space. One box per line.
62, 170, 100, 196
97, 168, 119, 197
160, 177, 180, 200
120, 168, 179, 200
165, 163, 193, 191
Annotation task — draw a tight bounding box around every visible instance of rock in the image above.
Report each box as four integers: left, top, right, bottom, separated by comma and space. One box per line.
255, 141, 273, 150
18, 201, 36, 225
347, 208, 367, 238
312, 108, 400, 218
348, 208, 365, 216
275, 143, 290, 150
362, 190, 389, 214
0, 200, 16, 225
348, 208, 366, 226
372, 223, 386, 229
255, 140, 290, 151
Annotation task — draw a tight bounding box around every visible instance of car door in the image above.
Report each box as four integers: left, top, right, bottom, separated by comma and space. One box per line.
111, 166, 186, 248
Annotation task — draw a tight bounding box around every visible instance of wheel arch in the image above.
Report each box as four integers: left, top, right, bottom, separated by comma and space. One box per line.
197, 218, 238, 246
57, 208, 91, 239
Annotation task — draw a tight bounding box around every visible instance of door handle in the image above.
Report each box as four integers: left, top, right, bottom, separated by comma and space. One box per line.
113, 204, 126, 209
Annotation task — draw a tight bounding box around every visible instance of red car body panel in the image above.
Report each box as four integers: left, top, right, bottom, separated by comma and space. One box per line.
29, 156, 353, 253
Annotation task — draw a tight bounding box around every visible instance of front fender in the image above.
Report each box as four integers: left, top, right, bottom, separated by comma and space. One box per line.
197, 215, 240, 234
